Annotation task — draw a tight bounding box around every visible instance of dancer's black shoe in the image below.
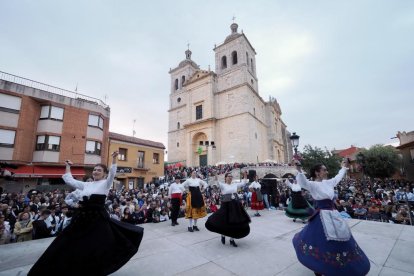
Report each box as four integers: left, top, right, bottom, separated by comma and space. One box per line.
193, 226, 200, 231
230, 239, 237, 247
188, 227, 194, 232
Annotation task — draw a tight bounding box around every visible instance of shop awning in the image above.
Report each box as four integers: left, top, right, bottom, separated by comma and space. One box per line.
10, 165, 85, 178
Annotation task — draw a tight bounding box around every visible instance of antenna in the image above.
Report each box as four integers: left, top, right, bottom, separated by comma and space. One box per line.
104, 94, 108, 104
132, 119, 136, 137
232, 15, 236, 23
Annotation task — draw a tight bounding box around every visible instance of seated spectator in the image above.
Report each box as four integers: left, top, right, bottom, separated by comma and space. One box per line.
395, 206, 411, 224
368, 202, 380, 214
159, 210, 169, 222
354, 203, 367, 219
146, 202, 156, 223
14, 211, 33, 242
121, 207, 136, 224
337, 200, 354, 218
110, 204, 122, 221
209, 200, 218, 213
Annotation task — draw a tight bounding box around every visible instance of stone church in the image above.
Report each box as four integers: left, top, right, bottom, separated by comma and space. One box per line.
168, 22, 291, 167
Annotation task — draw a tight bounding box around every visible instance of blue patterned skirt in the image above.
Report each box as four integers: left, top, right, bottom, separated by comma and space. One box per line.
292, 199, 370, 276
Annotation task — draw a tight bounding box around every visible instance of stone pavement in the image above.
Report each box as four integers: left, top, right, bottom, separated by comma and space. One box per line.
1, 210, 413, 276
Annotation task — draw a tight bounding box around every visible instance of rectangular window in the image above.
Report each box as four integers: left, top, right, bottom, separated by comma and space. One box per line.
118, 148, 127, 161
39, 105, 64, 120
36, 135, 61, 151
153, 153, 159, 164
196, 105, 202, 120
88, 114, 104, 129
410, 149, 414, 161
0, 94, 21, 113
0, 129, 16, 147
137, 151, 145, 168
85, 140, 102, 155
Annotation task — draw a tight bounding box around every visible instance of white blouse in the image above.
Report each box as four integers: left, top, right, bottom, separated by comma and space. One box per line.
249, 181, 261, 189
296, 167, 348, 200
169, 183, 185, 195
62, 164, 117, 198
182, 177, 208, 189
285, 179, 301, 192
216, 179, 248, 195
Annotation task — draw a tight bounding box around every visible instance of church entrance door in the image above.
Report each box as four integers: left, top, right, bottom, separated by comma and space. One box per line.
199, 155, 207, 166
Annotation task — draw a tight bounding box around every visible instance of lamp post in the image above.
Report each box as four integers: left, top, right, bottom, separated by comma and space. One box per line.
204, 141, 216, 184
290, 132, 300, 159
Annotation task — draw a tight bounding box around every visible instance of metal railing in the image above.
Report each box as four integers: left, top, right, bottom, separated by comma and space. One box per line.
0, 70, 108, 109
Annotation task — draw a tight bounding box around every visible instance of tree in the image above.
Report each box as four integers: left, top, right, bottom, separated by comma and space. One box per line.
300, 145, 342, 178
356, 144, 400, 179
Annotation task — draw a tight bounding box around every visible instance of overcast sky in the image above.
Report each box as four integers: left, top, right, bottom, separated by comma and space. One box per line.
1, 1, 413, 158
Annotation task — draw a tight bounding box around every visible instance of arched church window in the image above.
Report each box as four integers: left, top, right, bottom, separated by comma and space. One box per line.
177, 97, 181, 103
221, 56, 227, 69
232, 51, 238, 65
251, 59, 254, 72
175, 79, 179, 90
177, 142, 179, 147
246, 52, 249, 65
181, 76, 185, 87
177, 122, 180, 129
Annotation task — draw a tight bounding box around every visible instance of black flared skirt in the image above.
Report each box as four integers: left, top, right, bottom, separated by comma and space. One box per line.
28, 194, 144, 276
291, 191, 309, 209
205, 199, 251, 239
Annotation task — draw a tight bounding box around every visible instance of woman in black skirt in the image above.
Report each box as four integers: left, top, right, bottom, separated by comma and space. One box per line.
28, 151, 144, 276
205, 171, 251, 247
285, 178, 313, 223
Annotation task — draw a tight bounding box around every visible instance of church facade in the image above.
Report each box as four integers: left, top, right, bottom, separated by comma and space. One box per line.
168, 23, 290, 167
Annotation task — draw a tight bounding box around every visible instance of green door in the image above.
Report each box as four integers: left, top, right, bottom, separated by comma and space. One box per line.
199, 155, 207, 166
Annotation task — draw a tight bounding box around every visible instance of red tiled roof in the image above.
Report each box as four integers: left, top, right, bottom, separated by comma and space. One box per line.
109, 132, 165, 149
336, 146, 361, 158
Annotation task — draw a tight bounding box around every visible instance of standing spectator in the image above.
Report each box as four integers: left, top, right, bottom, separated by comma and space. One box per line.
55, 205, 72, 235
32, 209, 53, 240
260, 180, 271, 210
14, 212, 33, 242
0, 213, 11, 244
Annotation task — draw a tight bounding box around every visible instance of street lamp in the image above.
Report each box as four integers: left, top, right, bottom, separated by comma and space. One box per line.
205, 141, 216, 184
290, 132, 300, 158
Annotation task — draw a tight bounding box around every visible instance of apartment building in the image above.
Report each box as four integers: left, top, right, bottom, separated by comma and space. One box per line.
108, 132, 165, 190
0, 71, 110, 192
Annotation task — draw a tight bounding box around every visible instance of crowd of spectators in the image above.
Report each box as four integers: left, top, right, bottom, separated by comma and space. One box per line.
164, 162, 292, 183
1, 163, 413, 245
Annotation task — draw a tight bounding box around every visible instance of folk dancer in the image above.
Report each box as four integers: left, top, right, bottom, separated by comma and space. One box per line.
205, 171, 251, 247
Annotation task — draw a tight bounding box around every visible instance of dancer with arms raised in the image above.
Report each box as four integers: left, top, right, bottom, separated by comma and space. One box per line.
29, 151, 144, 276
292, 159, 370, 276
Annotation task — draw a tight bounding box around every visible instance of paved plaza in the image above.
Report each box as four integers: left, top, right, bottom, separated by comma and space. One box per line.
1, 210, 413, 276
